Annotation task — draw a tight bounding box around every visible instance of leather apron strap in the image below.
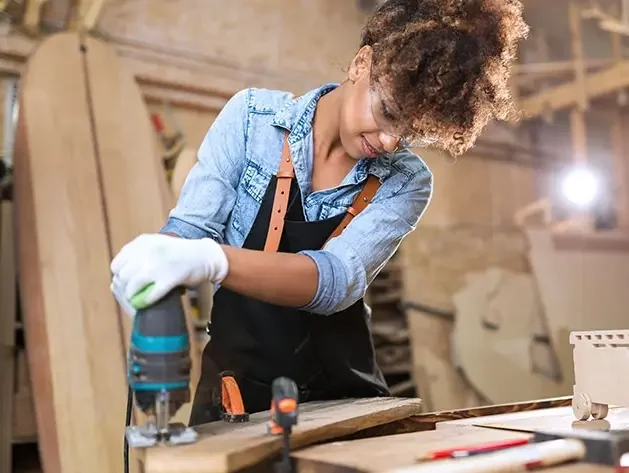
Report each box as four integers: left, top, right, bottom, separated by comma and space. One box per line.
263, 134, 382, 253
263, 134, 295, 252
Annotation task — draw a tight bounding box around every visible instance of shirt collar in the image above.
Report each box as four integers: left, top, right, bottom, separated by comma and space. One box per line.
272, 83, 339, 143
272, 82, 394, 182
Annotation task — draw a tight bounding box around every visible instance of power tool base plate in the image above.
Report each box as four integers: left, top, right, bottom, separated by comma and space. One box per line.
125, 422, 198, 448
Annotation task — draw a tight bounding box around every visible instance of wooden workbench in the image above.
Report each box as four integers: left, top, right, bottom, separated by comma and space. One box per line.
293, 398, 625, 473
136, 395, 625, 473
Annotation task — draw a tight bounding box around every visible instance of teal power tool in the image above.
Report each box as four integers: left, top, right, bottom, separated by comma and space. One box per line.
123, 284, 198, 453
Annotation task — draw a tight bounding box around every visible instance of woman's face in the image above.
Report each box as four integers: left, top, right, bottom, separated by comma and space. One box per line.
339, 46, 405, 159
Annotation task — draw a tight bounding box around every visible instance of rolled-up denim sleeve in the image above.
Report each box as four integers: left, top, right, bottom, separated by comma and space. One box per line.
160, 89, 249, 242
299, 165, 433, 315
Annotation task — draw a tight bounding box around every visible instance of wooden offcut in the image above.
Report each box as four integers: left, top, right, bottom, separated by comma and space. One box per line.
140, 397, 423, 473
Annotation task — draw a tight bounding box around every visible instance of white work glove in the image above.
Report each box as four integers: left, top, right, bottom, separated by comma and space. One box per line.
109, 233, 228, 316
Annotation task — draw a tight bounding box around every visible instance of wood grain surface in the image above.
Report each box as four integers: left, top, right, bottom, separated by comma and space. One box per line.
140, 397, 423, 473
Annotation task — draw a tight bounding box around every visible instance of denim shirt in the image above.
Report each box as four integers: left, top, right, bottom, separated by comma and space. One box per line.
161, 83, 433, 315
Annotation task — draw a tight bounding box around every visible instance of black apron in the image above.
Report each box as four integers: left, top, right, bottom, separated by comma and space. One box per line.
189, 135, 390, 425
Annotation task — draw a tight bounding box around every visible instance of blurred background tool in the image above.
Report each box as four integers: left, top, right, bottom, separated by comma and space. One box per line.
150, 107, 185, 184
216, 371, 249, 423
533, 426, 629, 466
268, 377, 299, 473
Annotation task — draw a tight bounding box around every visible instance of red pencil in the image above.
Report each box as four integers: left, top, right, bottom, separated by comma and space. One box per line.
417, 437, 531, 461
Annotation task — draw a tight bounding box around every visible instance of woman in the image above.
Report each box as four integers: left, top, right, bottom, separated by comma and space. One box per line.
111, 0, 528, 424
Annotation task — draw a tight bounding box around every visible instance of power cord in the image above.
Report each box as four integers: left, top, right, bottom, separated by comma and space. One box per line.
124, 385, 132, 473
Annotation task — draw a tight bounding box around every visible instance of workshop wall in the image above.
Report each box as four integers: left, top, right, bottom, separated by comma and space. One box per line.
96, 0, 369, 149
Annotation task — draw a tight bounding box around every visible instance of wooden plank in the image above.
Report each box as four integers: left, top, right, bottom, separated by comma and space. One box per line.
140, 397, 423, 473
81, 33, 201, 423
293, 425, 533, 473
520, 61, 629, 119
12, 32, 127, 473
0, 202, 15, 473
569, 1, 588, 112
436, 406, 629, 432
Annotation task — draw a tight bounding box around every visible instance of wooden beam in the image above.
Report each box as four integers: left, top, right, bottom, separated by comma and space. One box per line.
81, 0, 107, 32
22, 0, 48, 36
610, 16, 629, 230
515, 58, 614, 76
569, 1, 588, 165
520, 61, 629, 119
570, 1, 588, 111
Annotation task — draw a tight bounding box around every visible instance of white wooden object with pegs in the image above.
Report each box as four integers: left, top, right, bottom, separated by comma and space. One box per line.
570, 329, 629, 420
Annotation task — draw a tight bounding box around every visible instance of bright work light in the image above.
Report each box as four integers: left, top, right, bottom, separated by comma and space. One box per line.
560, 166, 599, 208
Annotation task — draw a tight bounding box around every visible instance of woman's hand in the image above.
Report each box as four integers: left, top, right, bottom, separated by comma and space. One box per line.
109, 233, 229, 314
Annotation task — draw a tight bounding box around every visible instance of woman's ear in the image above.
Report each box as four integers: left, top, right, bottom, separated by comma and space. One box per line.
347, 45, 373, 83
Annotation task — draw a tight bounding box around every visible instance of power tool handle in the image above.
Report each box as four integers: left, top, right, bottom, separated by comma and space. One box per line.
272, 377, 299, 401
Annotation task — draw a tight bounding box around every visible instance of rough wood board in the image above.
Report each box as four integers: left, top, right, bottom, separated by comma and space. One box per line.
436, 406, 629, 433
140, 397, 423, 473
12, 32, 128, 473
0, 202, 15, 473
81, 34, 200, 421
342, 397, 573, 439
293, 425, 533, 473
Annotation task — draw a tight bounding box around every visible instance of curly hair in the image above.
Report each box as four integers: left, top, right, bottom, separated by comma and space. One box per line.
361, 0, 529, 156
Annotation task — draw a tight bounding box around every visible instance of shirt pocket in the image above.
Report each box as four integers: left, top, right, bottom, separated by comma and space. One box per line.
231, 161, 272, 237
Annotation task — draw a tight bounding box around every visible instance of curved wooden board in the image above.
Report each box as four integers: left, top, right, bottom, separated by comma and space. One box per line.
12, 32, 128, 473
81, 34, 200, 421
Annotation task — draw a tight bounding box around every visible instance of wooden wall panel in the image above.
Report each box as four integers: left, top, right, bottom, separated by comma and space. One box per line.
96, 0, 367, 88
